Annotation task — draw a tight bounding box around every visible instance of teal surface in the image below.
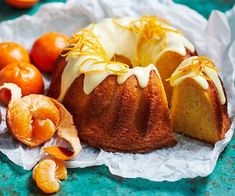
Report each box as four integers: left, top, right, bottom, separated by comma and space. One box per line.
0, 0, 235, 195
174, 0, 235, 18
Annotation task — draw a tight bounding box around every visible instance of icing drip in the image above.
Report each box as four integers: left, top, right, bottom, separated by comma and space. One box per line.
118, 64, 160, 87
169, 56, 226, 105
59, 16, 195, 101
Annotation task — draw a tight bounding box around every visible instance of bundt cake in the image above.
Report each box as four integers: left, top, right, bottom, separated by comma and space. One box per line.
57, 16, 195, 103
48, 16, 230, 152
169, 56, 230, 143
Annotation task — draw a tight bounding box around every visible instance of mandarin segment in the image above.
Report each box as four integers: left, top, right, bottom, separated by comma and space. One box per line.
8, 102, 33, 139
33, 158, 67, 194
32, 119, 55, 142
31, 96, 60, 126
51, 158, 67, 180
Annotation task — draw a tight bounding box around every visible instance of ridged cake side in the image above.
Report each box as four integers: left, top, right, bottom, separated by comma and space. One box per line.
48, 56, 176, 152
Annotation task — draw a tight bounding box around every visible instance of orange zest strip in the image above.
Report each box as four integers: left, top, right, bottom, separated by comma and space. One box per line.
61, 25, 132, 76
79, 57, 97, 67
166, 56, 220, 83
79, 58, 105, 74
43, 99, 81, 161
79, 59, 129, 75
113, 16, 182, 41
61, 29, 108, 59
80, 68, 105, 75
0, 83, 22, 106
113, 16, 182, 59
105, 62, 129, 75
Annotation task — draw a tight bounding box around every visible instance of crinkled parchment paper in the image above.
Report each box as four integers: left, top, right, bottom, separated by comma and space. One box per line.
0, 0, 234, 182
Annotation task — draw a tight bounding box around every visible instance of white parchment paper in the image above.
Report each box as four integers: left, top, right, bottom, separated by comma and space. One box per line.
0, 0, 234, 182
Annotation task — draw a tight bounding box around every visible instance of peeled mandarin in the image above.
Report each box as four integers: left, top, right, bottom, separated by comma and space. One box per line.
7, 94, 60, 147
2, 83, 81, 161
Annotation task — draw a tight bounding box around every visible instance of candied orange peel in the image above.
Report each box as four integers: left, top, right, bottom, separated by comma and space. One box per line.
166, 56, 220, 83
33, 158, 67, 194
105, 62, 129, 75
3, 83, 81, 160
113, 16, 182, 45
61, 29, 108, 59
61, 28, 130, 76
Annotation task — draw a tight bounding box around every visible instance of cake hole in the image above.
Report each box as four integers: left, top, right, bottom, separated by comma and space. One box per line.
111, 54, 133, 68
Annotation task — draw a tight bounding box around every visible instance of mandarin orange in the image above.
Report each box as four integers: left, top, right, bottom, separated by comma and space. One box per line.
0, 62, 44, 98
31, 32, 68, 73
0, 42, 30, 70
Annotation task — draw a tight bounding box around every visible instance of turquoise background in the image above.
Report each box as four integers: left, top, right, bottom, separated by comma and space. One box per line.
0, 0, 235, 195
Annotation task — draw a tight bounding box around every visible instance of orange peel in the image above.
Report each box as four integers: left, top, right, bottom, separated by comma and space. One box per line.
0, 83, 22, 106
43, 99, 81, 160
33, 158, 67, 194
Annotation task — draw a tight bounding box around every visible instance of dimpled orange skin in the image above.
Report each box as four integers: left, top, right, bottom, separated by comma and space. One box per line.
0, 42, 30, 70
0, 62, 44, 96
31, 32, 68, 73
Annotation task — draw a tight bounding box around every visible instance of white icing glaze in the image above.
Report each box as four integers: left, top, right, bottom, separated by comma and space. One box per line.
170, 56, 226, 105
117, 64, 159, 87
139, 31, 195, 66
58, 59, 159, 101
58, 17, 195, 101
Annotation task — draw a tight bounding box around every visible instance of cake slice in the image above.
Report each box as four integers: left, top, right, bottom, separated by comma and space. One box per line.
169, 56, 230, 143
